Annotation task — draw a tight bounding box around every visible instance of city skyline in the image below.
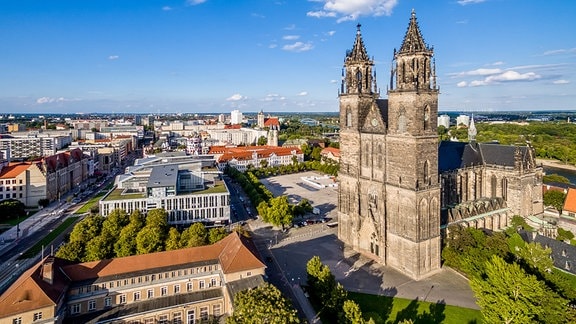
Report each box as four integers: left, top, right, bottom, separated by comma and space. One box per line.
1, 0, 574, 114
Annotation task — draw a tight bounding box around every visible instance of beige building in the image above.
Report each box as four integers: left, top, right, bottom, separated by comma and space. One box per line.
337, 11, 543, 281
0, 232, 266, 324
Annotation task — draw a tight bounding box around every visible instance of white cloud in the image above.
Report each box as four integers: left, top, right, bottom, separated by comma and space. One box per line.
268, 44, 278, 49
162, 6, 172, 11
283, 35, 300, 40
327, 30, 336, 36
186, 0, 206, 5
543, 48, 576, 56
263, 94, 286, 101
284, 24, 296, 30
282, 41, 314, 52
330, 79, 339, 84
457, 0, 486, 5
108, 55, 119, 60
456, 81, 468, 87
553, 79, 570, 84
490, 61, 504, 66
226, 94, 246, 101
307, 0, 398, 21
463, 70, 541, 87
36, 97, 76, 104
455, 68, 502, 77
298, 91, 308, 96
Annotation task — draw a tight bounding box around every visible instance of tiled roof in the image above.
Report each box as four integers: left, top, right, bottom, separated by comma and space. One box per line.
263, 117, 280, 127
0, 162, 31, 179
61, 232, 265, 282
438, 141, 535, 172
563, 188, 576, 213
211, 146, 302, 163
0, 257, 71, 319
321, 147, 340, 158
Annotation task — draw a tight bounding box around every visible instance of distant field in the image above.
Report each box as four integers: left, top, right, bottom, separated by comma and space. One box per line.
348, 292, 482, 324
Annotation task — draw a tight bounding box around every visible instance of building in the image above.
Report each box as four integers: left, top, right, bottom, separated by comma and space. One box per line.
0, 232, 266, 324
230, 110, 242, 125
0, 133, 73, 159
560, 188, 576, 233
437, 114, 450, 129
0, 162, 45, 206
320, 147, 340, 163
100, 162, 230, 227
209, 145, 303, 172
456, 114, 470, 128
337, 11, 543, 280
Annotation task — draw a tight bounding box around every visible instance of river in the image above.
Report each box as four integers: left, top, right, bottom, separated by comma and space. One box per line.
543, 166, 576, 185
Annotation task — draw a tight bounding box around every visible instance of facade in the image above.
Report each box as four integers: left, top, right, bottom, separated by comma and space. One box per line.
437, 114, 450, 129
0, 133, 73, 159
0, 232, 266, 324
209, 145, 303, 172
0, 162, 46, 206
337, 11, 543, 280
320, 147, 340, 163
560, 188, 576, 233
455, 114, 470, 128
230, 110, 242, 125
100, 164, 230, 227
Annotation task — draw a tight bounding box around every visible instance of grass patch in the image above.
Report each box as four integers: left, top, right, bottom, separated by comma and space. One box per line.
102, 189, 145, 202
346, 292, 482, 324
18, 217, 79, 260
75, 191, 109, 213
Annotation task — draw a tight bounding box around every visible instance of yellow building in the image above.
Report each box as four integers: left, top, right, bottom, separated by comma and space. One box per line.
0, 232, 266, 324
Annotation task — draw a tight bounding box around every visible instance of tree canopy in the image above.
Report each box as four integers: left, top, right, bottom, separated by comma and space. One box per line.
227, 283, 300, 324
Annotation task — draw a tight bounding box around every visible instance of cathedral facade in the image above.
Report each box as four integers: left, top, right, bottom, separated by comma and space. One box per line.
337, 11, 543, 280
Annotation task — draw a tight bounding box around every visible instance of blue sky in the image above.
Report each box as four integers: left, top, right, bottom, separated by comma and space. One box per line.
0, 0, 574, 114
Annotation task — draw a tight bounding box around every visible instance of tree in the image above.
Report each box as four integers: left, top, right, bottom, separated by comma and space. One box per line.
257, 136, 267, 146
38, 198, 50, 208
55, 240, 84, 262
84, 235, 112, 261
343, 300, 364, 324
227, 283, 300, 324
136, 225, 165, 254
181, 222, 208, 247
543, 173, 571, 184
543, 190, 566, 213
165, 227, 182, 251
264, 196, 293, 229
515, 241, 554, 274
114, 223, 140, 257
208, 227, 228, 244
557, 227, 575, 242
470, 255, 546, 324
69, 215, 103, 243
0, 199, 26, 222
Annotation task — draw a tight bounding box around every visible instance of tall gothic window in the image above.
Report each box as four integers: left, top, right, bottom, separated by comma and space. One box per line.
346, 111, 352, 127
356, 70, 363, 93
398, 113, 407, 133
501, 178, 508, 200
424, 105, 431, 130
364, 143, 370, 166
491, 175, 497, 198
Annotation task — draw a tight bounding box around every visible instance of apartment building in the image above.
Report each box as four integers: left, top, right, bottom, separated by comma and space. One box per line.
0, 133, 72, 159
0, 232, 266, 324
209, 145, 303, 172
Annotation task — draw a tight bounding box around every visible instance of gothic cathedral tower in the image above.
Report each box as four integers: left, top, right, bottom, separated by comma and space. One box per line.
338, 11, 441, 280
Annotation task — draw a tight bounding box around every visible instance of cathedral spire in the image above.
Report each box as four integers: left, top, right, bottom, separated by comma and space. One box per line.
468, 115, 477, 142
399, 9, 430, 54
347, 24, 369, 62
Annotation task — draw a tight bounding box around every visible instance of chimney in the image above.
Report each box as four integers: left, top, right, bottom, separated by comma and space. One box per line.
41, 257, 55, 285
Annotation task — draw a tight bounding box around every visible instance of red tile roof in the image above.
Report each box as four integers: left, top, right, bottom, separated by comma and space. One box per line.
564, 188, 576, 213
208, 146, 302, 163
263, 118, 280, 127
321, 147, 340, 158
0, 162, 31, 179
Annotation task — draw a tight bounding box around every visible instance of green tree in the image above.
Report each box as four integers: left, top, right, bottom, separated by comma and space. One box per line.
114, 222, 140, 257
136, 225, 165, 254
84, 235, 112, 261
543, 173, 571, 184
515, 241, 554, 274
208, 227, 228, 244
543, 190, 566, 213
470, 255, 546, 324
557, 227, 575, 242
264, 196, 293, 229
55, 240, 85, 262
0, 199, 26, 222
181, 222, 208, 247
69, 215, 103, 243
257, 136, 267, 146
227, 283, 300, 324
343, 300, 364, 324
165, 227, 182, 251
38, 198, 50, 208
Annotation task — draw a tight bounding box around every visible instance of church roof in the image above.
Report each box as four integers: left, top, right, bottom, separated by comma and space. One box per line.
346, 24, 369, 62
438, 141, 535, 172
398, 9, 430, 54
563, 188, 576, 213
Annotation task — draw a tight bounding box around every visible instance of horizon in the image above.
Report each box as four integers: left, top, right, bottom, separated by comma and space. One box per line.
1, 1, 574, 114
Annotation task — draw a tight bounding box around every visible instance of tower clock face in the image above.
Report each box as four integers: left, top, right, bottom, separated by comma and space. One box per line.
371, 118, 378, 126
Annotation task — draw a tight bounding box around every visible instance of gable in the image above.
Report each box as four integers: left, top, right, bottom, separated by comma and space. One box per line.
360, 101, 387, 134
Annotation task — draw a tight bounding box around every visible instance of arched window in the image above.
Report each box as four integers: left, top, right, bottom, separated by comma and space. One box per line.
377, 145, 382, 167
356, 70, 363, 93
501, 178, 508, 200
424, 105, 431, 130
398, 114, 407, 133
423, 160, 429, 185
346, 111, 352, 127
364, 143, 370, 166
491, 175, 497, 198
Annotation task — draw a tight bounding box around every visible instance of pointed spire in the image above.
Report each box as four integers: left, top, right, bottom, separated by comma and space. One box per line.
468, 115, 477, 142
399, 9, 429, 54
347, 24, 369, 62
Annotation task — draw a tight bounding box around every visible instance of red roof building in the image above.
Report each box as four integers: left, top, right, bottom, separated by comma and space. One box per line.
208, 145, 303, 171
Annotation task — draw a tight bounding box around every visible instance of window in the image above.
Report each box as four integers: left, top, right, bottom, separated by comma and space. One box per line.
144, 318, 154, 324
199, 280, 205, 289
104, 297, 112, 307
88, 299, 96, 311
119, 294, 126, 304
158, 315, 169, 324
33, 312, 43, 321
161, 286, 168, 296
12, 318, 22, 324
109, 281, 114, 288
174, 284, 180, 294
210, 278, 217, 287
134, 291, 141, 301
147, 289, 154, 299
173, 312, 183, 324
187, 282, 193, 292
200, 307, 208, 321
71, 304, 81, 314
213, 304, 221, 317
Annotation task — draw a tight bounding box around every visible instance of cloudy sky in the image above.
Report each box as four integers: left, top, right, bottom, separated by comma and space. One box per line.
0, 0, 574, 114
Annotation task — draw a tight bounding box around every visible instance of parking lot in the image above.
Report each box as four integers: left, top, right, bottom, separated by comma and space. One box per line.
259, 171, 339, 221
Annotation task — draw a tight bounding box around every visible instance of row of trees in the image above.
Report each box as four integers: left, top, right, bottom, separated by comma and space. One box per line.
442, 223, 576, 323
226, 283, 300, 324
249, 159, 339, 178
56, 208, 231, 262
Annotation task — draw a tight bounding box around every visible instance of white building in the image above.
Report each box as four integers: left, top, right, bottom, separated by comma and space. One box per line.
230, 110, 243, 125
456, 114, 470, 128
437, 114, 450, 129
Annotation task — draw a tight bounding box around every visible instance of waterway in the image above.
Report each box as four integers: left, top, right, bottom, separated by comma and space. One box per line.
543, 166, 576, 185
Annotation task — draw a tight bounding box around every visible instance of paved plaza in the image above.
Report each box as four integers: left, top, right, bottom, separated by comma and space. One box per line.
251, 171, 479, 310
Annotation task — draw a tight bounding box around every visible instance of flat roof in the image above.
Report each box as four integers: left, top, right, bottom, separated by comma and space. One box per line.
147, 165, 178, 188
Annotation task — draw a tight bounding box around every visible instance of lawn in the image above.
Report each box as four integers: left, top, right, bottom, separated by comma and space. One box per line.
346, 292, 482, 324
18, 216, 79, 260
75, 191, 108, 214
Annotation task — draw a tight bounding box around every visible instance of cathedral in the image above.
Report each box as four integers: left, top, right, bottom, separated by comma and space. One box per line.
337, 10, 543, 280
